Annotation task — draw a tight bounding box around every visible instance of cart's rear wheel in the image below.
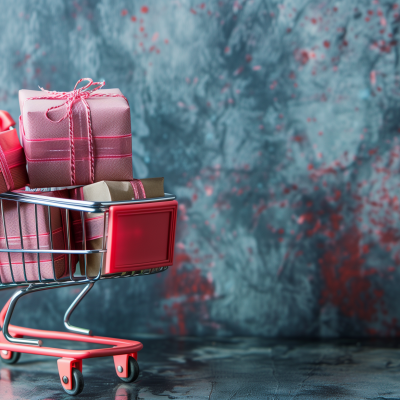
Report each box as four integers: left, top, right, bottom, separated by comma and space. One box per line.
62, 368, 84, 396
118, 357, 140, 383
0, 351, 20, 365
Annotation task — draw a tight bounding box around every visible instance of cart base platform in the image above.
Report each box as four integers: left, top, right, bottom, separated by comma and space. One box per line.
0, 298, 143, 395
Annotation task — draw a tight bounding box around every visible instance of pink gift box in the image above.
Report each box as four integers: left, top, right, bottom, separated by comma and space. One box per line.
19, 82, 133, 188
0, 190, 76, 283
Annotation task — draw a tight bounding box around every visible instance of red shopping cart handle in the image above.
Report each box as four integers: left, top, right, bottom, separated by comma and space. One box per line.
0, 110, 15, 131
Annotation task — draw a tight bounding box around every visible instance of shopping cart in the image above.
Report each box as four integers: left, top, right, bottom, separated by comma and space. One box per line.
0, 179, 177, 394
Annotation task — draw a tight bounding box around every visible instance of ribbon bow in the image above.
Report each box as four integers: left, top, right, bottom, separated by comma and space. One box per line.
26, 78, 128, 186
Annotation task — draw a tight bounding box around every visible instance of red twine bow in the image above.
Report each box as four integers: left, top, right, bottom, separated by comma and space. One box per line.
26, 78, 128, 186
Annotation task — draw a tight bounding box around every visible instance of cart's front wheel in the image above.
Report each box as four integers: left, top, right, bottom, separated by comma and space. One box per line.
62, 368, 84, 396
118, 357, 140, 383
0, 351, 20, 365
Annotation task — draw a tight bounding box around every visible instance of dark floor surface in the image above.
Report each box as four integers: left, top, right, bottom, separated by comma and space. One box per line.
1, 336, 400, 399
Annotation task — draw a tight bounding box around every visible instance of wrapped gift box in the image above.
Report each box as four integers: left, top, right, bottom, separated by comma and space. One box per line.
0, 112, 29, 193
70, 178, 164, 277
19, 84, 133, 188
0, 190, 76, 283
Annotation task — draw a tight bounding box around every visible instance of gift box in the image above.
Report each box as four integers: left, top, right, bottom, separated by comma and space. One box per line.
0, 112, 29, 193
0, 190, 76, 283
18, 78, 133, 188
70, 178, 164, 277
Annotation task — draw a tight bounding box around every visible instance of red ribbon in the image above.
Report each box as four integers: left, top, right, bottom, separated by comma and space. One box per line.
130, 179, 146, 199
26, 78, 129, 186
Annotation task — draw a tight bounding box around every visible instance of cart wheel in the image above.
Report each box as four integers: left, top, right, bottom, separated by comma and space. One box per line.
118, 357, 140, 383
0, 351, 20, 365
62, 368, 84, 396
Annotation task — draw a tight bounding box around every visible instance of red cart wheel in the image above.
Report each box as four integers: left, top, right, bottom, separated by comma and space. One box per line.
118, 357, 140, 383
0, 350, 20, 364
61, 368, 84, 396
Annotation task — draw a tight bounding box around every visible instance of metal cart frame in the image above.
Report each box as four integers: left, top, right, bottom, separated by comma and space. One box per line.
0, 191, 175, 395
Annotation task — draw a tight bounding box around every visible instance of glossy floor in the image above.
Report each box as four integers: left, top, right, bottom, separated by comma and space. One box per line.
0, 337, 399, 399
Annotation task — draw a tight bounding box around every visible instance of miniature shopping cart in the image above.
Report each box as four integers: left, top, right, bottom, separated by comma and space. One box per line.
0, 188, 177, 395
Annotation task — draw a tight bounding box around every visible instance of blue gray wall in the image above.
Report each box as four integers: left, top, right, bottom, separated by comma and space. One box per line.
0, 0, 399, 338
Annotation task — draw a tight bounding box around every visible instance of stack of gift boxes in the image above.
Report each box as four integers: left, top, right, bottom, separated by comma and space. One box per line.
0, 79, 165, 283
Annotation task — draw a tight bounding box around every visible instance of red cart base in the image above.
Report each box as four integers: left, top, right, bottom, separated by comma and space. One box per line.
0, 298, 143, 396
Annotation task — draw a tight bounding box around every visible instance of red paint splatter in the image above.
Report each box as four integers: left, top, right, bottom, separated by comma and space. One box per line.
295, 50, 309, 65
234, 66, 244, 75
320, 227, 379, 321
323, 40, 330, 48
141, 6, 149, 13
330, 213, 343, 231
297, 213, 313, 224
252, 201, 267, 228
306, 219, 321, 236
190, 8, 197, 14
205, 186, 213, 196
165, 252, 214, 303
162, 251, 215, 335
131, 16, 137, 22
121, 9, 128, 16
379, 228, 399, 244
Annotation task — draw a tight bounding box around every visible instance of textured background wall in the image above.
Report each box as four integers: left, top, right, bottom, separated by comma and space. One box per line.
0, 0, 399, 338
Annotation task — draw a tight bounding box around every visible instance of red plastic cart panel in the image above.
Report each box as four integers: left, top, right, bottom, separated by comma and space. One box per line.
105, 200, 178, 274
